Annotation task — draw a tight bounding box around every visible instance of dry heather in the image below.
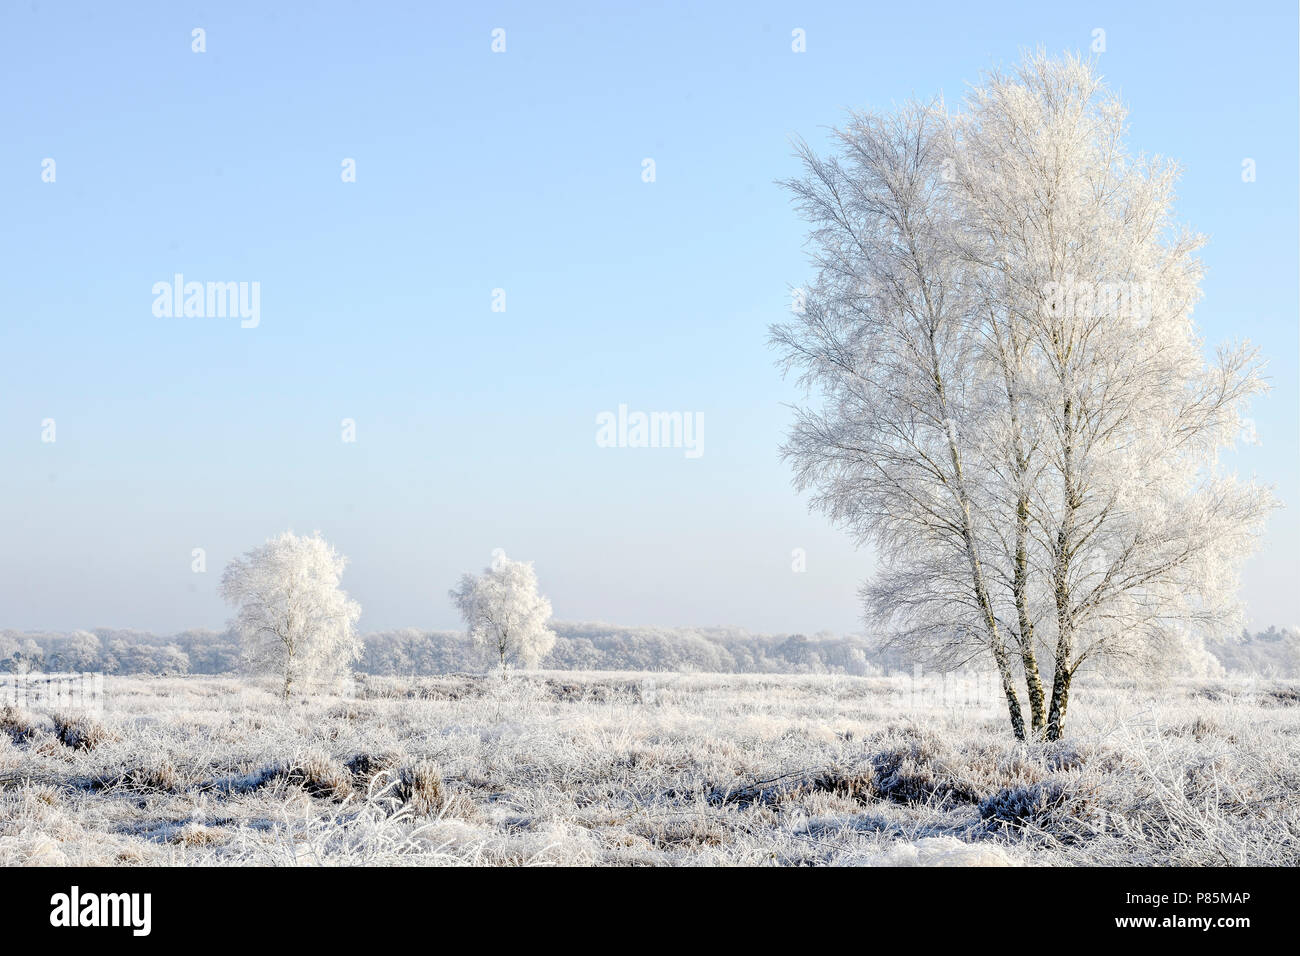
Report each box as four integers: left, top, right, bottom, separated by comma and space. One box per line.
0, 672, 1297, 866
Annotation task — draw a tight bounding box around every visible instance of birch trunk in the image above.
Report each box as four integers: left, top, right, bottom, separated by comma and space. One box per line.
1015, 497, 1047, 735
1046, 397, 1080, 741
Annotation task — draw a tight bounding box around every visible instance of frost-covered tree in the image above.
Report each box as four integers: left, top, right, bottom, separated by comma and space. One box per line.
774, 102, 1031, 739
778, 52, 1275, 740
49, 630, 103, 671
0, 638, 44, 674
950, 53, 1274, 738
449, 551, 556, 671
221, 531, 362, 699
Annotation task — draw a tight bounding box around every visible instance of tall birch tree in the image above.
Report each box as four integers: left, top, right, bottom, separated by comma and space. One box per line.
950, 53, 1274, 738
774, 103, 1029, 739
779, 54, 1276, 739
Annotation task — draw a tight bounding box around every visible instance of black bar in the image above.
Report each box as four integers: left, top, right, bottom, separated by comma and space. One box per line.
0, 865, 1277, 943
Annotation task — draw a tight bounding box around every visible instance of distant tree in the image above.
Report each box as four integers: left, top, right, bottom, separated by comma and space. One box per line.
221, 531, 362, 699
779, 635, 813, 668
151, 644, 191, 676
449, 551, 556, 671
2, 639, 45, 674
1206, 626, 1300, 678
101, 638, 129, 675
50, 630, 102, 671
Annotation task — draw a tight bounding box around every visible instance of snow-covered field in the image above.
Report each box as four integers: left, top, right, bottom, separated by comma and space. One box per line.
2, 671, 1297, 866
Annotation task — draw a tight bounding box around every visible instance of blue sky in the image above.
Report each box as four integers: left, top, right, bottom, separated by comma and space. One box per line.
1, 1, 1296, 635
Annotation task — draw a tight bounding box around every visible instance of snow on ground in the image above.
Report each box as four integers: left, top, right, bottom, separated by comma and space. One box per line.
1, 671, 1297, 866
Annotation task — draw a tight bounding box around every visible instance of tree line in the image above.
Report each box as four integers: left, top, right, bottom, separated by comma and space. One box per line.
4, 623, 1291, 679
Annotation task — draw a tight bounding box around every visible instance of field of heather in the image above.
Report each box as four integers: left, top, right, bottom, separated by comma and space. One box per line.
2, 672, 1298, 866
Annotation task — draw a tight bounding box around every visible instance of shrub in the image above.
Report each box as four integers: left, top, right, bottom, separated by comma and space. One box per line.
281, 751, 354, 801
395, 761, 446, 815
870, 741, 980, 805
979, 779, 1102, 843
0, 705, 38, 745
344, 751, 401, 787
51, 713, 112, 751
129, 760, 181, 792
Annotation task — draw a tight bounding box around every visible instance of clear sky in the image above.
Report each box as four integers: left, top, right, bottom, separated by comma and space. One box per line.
1, 1, 1296, 636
